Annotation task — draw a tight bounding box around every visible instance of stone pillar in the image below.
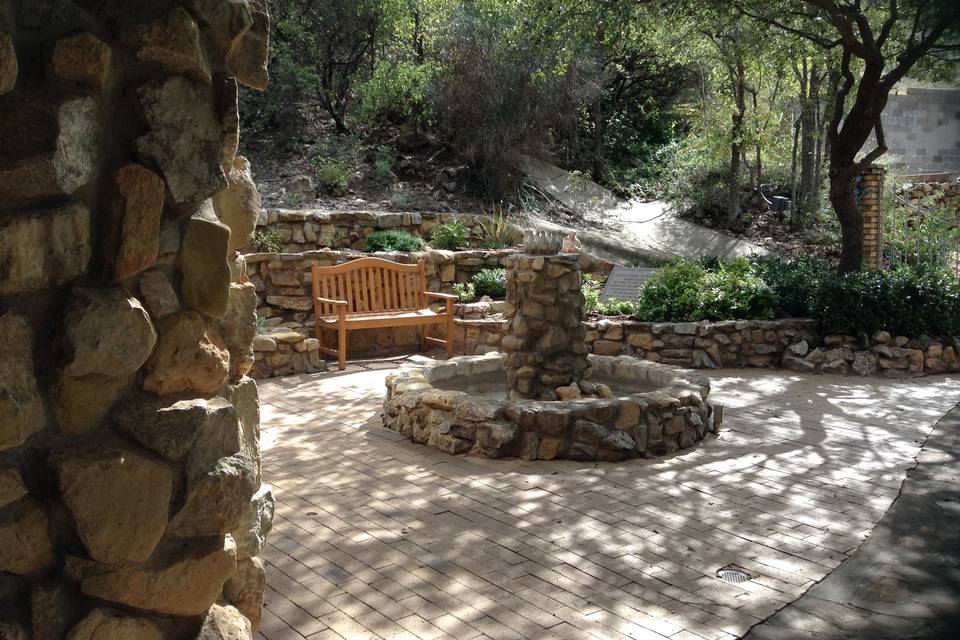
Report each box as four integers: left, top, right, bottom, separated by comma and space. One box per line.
0, 1, 271, 638
502, 253, 588, 400
859, 164, 886, 269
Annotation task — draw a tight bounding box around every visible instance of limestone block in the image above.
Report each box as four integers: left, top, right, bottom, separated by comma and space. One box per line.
142, 311, 230, 396
0, 96, 98, 201
217, 75, 240, 170
66, 608, 163, 640
222, 376, 261, 480
138, 269, 180, 319
0, 204, 91, 295
0, 499, 56, 575
216, 283, 257, 379
223, 557, 266, 633
186, 0, 254, 61
197, 604, 253, 640
181, 216, 232, 318
122, 6, 210, 81
227, 0, 270, 91
185, 398, 248, 480
111, 164, 166, 280
167, 454, 258, 538
0, 313, 43, 452
69, 535, 237, 617
0, 467, 27, 508
114, 396, 226, 461
47, 32, 111, 90
0, 22, 16, 95
135, 77, 226, 204
231, 483, 273, 559
215, 156, 262, 252
53, 288, 157, 435
852, 351, 878, 377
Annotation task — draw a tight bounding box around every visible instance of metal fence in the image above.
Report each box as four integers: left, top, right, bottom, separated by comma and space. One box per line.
883, 184, 960, 275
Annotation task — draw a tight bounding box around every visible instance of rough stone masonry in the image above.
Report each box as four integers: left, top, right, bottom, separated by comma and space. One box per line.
0, 1, 273, 638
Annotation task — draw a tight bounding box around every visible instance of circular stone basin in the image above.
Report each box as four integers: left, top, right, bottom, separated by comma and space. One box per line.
383, 353, 715, 461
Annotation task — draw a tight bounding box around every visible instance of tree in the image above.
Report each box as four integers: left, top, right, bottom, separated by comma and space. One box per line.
732, 0, 960, 272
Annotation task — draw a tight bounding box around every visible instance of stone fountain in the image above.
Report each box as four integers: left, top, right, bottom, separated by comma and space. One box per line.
383, 231, 716, 461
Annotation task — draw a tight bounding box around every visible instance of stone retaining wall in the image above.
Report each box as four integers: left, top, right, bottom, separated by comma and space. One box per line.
0, 2, 272, 637
255, 209, 510, 252
894, 180, 960, 212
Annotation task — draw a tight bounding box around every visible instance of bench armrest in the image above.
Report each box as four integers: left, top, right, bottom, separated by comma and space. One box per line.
425, 291, 458, 301
316, 296, 348, 306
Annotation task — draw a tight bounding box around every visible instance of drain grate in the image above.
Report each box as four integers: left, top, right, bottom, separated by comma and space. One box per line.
716, 566, 751, 584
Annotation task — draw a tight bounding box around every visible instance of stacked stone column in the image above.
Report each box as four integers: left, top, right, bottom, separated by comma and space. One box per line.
859, 164, 886, 270
502, 253, 588, 400
0, 2, 272, 638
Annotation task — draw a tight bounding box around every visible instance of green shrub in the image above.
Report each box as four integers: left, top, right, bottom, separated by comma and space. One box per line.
452, 282, 476, 303
751, 255, 832, 318
584, 275, 638, 316
364, 230, 426, 253
312, 158, 349, 196
250, 229, 284, 253
634, 261, 706, 321
476, 209, 522, 248
471, 268, 506, 298
430, 219, 469, 250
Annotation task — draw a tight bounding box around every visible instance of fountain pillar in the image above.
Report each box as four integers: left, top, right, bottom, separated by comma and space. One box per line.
503, 252, 588, 400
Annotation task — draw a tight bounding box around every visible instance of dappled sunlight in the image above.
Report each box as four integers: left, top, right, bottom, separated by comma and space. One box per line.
254, 366, 960, 639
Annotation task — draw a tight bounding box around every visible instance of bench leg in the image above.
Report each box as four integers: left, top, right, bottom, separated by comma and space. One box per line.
337, 311, 346, 371
420, 324, 428, 352
446, 300, 454, 357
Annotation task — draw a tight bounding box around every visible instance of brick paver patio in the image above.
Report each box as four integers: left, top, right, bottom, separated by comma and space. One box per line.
255, 361, 960, 640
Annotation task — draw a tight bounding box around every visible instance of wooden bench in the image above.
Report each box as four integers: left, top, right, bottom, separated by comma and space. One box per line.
311, 257, 456, 370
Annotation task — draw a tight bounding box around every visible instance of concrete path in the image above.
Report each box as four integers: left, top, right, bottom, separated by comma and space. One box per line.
518, 155, 766, 264
744, 404, 960, 639
256, 361, 960, 640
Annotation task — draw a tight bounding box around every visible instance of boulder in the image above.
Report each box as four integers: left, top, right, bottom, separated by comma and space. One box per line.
142, 312, 230, 396
0, 20, 16, 95
852, 351, 878, 377
167, 454, 258, 538
223, 557, 265, 633
138, 269, 180, 319
121, 6, 210, 81
0, 499, 56, 575
0, 467, 27, 508
53, 288, 157, 435
110, 164, 166, 280
214, 156, 261, 252
231, 483, 273, 559
66, 608, 163, 640
113, 396, 228, 461
568, 420, 606, 461
52, 445, 172, 565
181, 216, 231, 318
197, 604, 252, 640
221, 376, 261, 480
47, 32, 112, 90
0, 96, 99, 201
69, 535, 237, 617
186, 0, 254, 62
782, 353, 817, 373
0, 313, 44, 452
215, 283, 257, 379
0, 204, 91, 295
185, 398, 251, 480
598, 429, 636, 461
135, 77, 226, 204
226, 0, 270, 91
787, 340, 809, 356
216, 75, 240, 169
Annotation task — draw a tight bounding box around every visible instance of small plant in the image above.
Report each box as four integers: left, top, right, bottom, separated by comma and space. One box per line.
374, 151, 394, 179
452, 282, 476, 302
250, 229, 284, 253
584, 275, 638, 316
471, 268, 507, 298
430, 219, 469, 250
476, 208, 522, 248
365, 230, 426, 253
255, 315, 267, 335
312, 157, 349, 196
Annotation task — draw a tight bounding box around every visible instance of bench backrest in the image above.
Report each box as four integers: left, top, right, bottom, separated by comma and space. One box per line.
311, 257, 427, 316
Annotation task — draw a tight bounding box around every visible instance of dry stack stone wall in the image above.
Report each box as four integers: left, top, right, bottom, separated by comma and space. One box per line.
0, 2, 272, 638
502, 254, 588, 400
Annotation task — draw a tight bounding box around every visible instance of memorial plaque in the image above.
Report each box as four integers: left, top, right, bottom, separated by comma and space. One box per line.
599, 266, 660, 302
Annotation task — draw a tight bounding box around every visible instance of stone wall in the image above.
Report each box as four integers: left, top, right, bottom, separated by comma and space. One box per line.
256, 208, 511, 252
894, 179, 960, 212
0, 2, 271, 638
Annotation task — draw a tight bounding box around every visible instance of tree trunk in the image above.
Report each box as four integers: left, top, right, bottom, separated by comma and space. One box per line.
590, 99, 606, 184
798, 63, 818, 218
728, 59, 746, 223
789, 113, 801, 228
830, 164, 863, 273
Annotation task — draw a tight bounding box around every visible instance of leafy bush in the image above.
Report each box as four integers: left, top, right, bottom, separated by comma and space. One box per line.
354, 60, 440, 126
476, 209, 522, 248
583, 275, 638, 316
452, 282, 476, 303
250, 229, 284, 253
313, 158, 349, 196
365, 230, 426, 252
430, 219, 469, 250
751, 255, 832, 317
471, 268, 506, 298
